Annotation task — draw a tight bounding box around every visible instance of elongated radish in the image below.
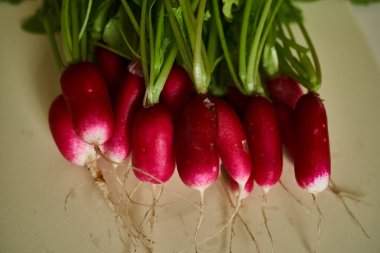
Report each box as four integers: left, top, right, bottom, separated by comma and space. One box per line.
132, 104, 175, 184
49, 95, 96, 166
244, 95, 283, 192
100, 72, 145, 163
267, 75, 303, 108
212, 97, 251, 188
95, 47, 126, 89
160, 65, 195, 117
224, 87, 249, 115
273, 102, 296, 161
294, 92, 330, 193
228, 172, 254, 200
60, 62, 114, 146
175, 95, 219, 191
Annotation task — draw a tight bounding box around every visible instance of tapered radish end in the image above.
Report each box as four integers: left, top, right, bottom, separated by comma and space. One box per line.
82, 124, 111, 146
261, 186, 272, 194
302, 173, 330, 194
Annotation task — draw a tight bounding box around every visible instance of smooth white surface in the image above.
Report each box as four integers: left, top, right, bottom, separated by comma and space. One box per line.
1, 1, 380, 253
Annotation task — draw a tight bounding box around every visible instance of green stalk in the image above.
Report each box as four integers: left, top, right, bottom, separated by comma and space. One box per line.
42, 16, 64, 70
211, 0, 245, 94
116, 23, 140, 59
148, 0, 156, 95
78, 0, 92, 41
71, 0, 80, 62
121, 0, 140, 35
61, 0, 72, 63
246, 0, 272, 93
164, 0, 193, 75
140, 0, 149, 85
150, 47, 178, 104
154, 2, 165, 76
193, 0, 207, 93
239, 0, 254, 86
93, 41, 130, 60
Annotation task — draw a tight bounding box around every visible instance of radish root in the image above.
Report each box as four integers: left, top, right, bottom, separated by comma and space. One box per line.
279, 180, 314, 217
194, 189, 205, 253
312, 194, 322, 253
262, 192, 274, 253
328, 180, 370, 238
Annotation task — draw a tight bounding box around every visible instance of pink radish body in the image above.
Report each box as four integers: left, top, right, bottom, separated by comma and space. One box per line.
294, 93, 330, 193
228, 173, 254, 199
95, 47, 125, 88
60, 62, 114, 146
273, 102, 296, 161
212, 97, 251, 187
224, 87, 249, 115
49, 95, 96, 166
160, 65, 195, 117
244, 96, 283, 192
267, 75, 303, 108
100, 73, 145, 163
176, 95, 219, 191
132, 104, 175, 184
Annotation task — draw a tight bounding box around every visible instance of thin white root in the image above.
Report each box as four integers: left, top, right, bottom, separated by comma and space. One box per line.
328, 180, 370, 238
194, 190, 205, 253
179, 188, 243, 253
261, 192, 274, 253
312, 194, 323, 253
64, 183, 84, 211
220, 181, 261, 253
279, 180, 315, 217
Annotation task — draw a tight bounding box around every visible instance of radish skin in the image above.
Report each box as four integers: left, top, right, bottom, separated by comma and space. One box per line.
160, 65, 195, 117
132, 104, 175, 184
244, 96, 283, 192
95, 47, 126, 89
228, 173, 254, 200
60, 62, 114, 146
100, 72, 145, 163
49, 95, 96, 166
267, 75, 303, 108
212, 97, 251, 186
273, 102, 296, 161
175, 95, 219, 191
294, 92, 330, 193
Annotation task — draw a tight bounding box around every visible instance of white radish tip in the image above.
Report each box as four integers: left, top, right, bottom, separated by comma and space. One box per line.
82, 126, 109, 146
262, 186, 272, 194
305, 173, 329, 194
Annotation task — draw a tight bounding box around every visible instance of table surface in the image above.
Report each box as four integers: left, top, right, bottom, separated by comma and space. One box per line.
0, 1, 380, 253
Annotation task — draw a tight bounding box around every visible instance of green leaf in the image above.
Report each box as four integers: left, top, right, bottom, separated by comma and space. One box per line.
21, 2, 61, 34
221, 0, 242, 21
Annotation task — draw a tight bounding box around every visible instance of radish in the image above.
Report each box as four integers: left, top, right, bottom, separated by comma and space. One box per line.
175, 95, 219, 191
228, 172, 255, 200
60, 62, 114, 146
160, 65, 195, 117
100, 72, 145, 163
267, 75, 304, 109
244, 95, 283, 192
95, 46, 126, 89
49, 95, 96, 166
273, 102, 296, 161
294, 92, 330, 194
212, 97, 251, 189
224, 87, 249, 115
132, 104, 175, 184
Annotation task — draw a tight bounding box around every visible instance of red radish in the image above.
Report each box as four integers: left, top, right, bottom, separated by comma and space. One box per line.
132, 104, 175, 184
224, 87, 249, 115
95, 47, 126, 88
228, 173, 254, 200
294, 92, 330, 193
160, 65, 195, 117
49, 95, 96, 166
267, 75, 303, 108
273, 102, 296, 161
60, 62, 114, 146
100, 72, 145, 163
212, 97, 251, 188
175, 95, 219, 191
244, 95, 283, 192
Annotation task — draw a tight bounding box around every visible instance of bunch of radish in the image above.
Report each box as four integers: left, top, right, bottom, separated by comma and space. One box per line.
17, 0, 369, 251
